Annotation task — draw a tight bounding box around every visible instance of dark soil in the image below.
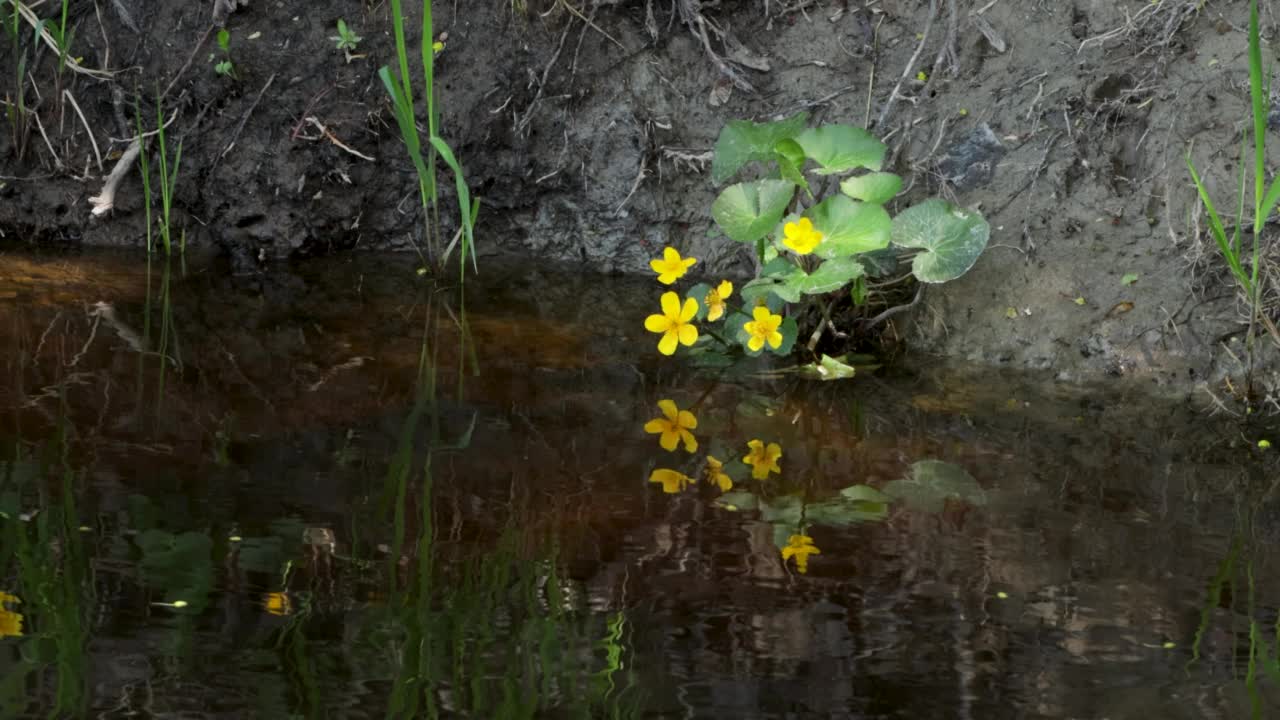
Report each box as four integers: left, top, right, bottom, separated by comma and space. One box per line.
3, 0, 1280, 400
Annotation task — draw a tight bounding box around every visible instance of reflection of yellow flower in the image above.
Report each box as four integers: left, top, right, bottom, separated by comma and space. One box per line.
644, 400, 698, 452
649, 468, 692, 494
644, 292, 699, 356
782, 217, 824, 255
743, 306, 783, 352
264, 592, 292, 616
703, 455, 732, 492
0, 592, 21, 638
743, 439, 782, 479
704, 280, 733, 321
649, 247, 697, 285
781, 534, 820, 574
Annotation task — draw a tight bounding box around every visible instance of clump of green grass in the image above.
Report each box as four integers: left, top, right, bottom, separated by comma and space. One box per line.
1185, 0, 1280, 376
378, 0, 478, 282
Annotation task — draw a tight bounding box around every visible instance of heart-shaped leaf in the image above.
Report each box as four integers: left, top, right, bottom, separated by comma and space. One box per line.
795, 124, 886, 175
805, 195, 892, 258
840, 172, 903, 204
891, 199, 990, 283
711, 113, 809, 184
712, 179, 796, 243
781, 256, 865, 296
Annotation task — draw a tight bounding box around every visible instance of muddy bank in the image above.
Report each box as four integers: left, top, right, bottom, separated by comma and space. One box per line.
2, 1, 1279, 398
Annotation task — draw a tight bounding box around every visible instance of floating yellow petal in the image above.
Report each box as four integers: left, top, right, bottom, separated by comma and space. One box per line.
782, 217, 824, 255
742, 439, 782, 479
743, 306, 783, 352
649, 246, 697, 285
643, 399, 698, 452
781, 534, 820, 574
644, 291, 699, 356
264, 591, 293, 616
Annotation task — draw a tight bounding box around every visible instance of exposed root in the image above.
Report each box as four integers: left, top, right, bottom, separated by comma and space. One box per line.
675, 0, 757, 93
875, 0, 937, 131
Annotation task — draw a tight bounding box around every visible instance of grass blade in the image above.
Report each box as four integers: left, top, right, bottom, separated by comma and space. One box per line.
1186, 153, 1253, 295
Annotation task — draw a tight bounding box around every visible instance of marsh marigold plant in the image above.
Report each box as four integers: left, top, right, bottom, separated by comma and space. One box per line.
645, 291, 699, 355
650, 247, 697, 285
644, 399, 698, 452
782, 217, 823, 255
743, 306, 784, 352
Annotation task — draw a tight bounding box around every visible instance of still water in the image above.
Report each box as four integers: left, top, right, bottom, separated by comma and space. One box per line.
0, 250, 1277, 719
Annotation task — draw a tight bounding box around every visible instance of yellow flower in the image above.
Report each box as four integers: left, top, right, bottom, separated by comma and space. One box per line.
644, 399, 698, 452
0, 592, 21, 638
704, 280, 733, 321
782, 217, 824, 255
743, 306, 783, 352
703, 455, 732, 492
644, 291, 699, 355
263, 591, 292, 616
743, 439, 782, 479
649, 468, 692, 494
781, 534, 820, 574
649, 246, 697, 285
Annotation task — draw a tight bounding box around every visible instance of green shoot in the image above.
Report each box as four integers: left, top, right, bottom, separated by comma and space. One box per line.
214, 28, 235, 78
331, 18, 361, 52
154, 94, 183, 257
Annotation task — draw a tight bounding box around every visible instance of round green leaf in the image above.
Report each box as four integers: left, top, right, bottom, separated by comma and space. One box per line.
805, 195, 892, 258
712, 179, 796, 243
741, 277, 799, 305
840, 172, 903, 204
711, 113, 809, 184
686, 283, 713, 321
781, 256, 866, 296
772, 316, 799, 355
795, 124, 886, 175
891, 199, 990, 283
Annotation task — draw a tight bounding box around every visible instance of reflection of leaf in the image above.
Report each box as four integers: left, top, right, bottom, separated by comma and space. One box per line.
136, 529, 214, 611
891, 199, 990, 283
839, 484, 890, 503
715, 491, 759, 511
882, 460, 986, 513
237, 536, 286, 575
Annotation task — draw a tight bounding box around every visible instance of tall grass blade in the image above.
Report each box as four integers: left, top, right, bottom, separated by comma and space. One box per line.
1186, 154, 1253, 295
428, 136, 478, 273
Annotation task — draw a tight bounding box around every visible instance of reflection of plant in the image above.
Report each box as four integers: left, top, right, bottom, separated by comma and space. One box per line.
780, 534, 820, 574
0, 592, 22, 637
263, 591, 292, 616
742, 439, 782, 479
648, 468, 692, 494
703, 456, 732, 492
644, 400, 698, 452
644, 291, 699, 356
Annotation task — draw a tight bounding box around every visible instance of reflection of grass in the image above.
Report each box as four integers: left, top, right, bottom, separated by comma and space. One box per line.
0, 414, 91, 717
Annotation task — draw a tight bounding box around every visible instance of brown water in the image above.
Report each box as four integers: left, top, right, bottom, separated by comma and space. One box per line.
0, 249, 1278, 719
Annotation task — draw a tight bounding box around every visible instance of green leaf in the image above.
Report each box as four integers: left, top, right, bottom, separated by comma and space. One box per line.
794, 124, 886, 175
839, 484, 891, 503
881, 460, 987, 513
850, 276, 867, 305
840, 172, 903, 204
740, 279, 795, 308
761, 257, 795, 278
773, 316, 799, 355
858, 247, 899, 277
1121, 273, 1139, 286
217, 28, 230, 52
890, 199, 990, 283
806, 194, 892, 258
712, 179, 796, 243
711, 113, 809, 184
781, 256, 865, 296
686, 282, 713, 320
776, 152, 810, 196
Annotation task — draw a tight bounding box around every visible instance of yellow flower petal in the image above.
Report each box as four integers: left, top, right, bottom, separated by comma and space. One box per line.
752, 305, 772, 322
644, 313, 670, 333
677, 323, 698, 347
679, 429, 698, 453
657, 331, 679, 356
679, 297, 699, 323
716, 280, 733, 297
747, 335, 764, 352
658, 399, 679, 421
659, 428, 680, 451
676, 410, 697, 430
660, 291, 681, 318
643, 418, 668, 434
649, 468, 691, 494
768, 330, 784, 349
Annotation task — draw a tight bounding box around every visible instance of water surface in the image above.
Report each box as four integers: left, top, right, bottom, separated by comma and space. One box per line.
0, 250, 1277, 719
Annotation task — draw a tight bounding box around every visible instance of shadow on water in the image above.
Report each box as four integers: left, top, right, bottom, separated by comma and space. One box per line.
0, 249, 1278, 718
